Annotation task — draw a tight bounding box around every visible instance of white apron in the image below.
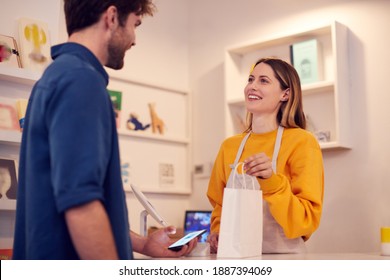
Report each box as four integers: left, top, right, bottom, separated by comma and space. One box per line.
227, 126, 306, 253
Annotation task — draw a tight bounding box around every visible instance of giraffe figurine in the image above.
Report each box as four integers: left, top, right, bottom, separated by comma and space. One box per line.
148, 103, 165, 135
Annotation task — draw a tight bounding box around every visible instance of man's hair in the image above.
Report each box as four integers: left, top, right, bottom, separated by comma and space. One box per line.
64, 0, 155, 36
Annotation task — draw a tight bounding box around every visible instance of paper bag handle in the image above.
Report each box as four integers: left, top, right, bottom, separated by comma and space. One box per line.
232, 162, 256, 190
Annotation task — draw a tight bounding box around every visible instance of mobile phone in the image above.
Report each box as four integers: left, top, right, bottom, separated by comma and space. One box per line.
168, 229, 207, 251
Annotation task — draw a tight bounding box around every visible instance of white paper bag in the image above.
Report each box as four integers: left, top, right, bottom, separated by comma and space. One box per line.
217, 162, 263, 258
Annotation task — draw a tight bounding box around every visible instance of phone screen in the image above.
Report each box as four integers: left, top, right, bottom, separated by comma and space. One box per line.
168, 229, 207, 251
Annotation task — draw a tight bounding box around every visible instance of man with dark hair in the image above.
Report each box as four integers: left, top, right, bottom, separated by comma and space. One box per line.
13, 0, 196, 259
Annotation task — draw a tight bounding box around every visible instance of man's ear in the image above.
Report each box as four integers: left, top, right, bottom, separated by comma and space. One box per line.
105, 6, 119, 30
281, 88, 290, 102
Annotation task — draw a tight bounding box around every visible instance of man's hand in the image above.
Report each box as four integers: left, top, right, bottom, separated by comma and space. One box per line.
131, 226, 197, 258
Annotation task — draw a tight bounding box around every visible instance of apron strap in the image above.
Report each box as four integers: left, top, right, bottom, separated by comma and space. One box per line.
229, 132, 251, 169
272, 126, 284, 173
229, 126, 284, 172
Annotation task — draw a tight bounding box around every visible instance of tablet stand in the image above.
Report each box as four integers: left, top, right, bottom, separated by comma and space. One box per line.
140, 209, 149, 236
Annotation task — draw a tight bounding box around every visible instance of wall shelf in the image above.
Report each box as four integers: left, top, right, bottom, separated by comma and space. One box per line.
0, 65, 40, 86
118, 129, 189, 145
0, 130, 22, 145
224, 21, 351, 150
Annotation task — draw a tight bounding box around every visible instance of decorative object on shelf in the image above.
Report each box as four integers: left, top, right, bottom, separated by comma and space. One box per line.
126, 112, 150, 131
315, 130, 331, 143
381, 227, 390, 256
108, 89, 122, 128
0, 98, 19, 131
120, 159, 131, 189
0, 34, 22, 68
18, 17, 51, 72
0, 249, 13, 260
16, 99, 28, 132
305, 114, 331, 143
290, 38, 323, 84
148, 102, 165, 135
0, 158, 18, 210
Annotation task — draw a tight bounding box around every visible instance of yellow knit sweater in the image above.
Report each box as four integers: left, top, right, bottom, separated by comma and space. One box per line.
207, 127, 324, 241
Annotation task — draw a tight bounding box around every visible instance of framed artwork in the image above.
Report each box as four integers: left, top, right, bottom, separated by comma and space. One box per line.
0, 158, 18, 210
0, 34, 22, 68
290, 39, 323, 84
108, 89, 122, 128
159, 162, 175, 189
0, 98, 20, 131
18, 17, 51, 72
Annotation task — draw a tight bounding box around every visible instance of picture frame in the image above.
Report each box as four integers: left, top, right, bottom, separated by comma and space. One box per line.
0, 98, 20, 131
0, 158, 18, 210
159, 162, 175, 189
290, 39, 323, 84
108, 89, 122, 128
18, 17, 51, 72
0, 34, 22, 68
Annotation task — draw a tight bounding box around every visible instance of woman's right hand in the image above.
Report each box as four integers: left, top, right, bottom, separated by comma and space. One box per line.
207, 232, 219, 254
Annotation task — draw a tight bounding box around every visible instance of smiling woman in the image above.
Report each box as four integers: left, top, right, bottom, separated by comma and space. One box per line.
207, 57, 324, 255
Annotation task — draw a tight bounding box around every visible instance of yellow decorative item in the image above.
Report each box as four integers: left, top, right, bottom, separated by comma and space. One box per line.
16, 99, 28, 131
148, 103, 165, 135
24, 24, 47, 63
381, 227, 390, 256
18, 17, 51, 72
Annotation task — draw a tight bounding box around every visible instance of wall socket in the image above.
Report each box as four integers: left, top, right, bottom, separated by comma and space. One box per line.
193, 162, 213, 179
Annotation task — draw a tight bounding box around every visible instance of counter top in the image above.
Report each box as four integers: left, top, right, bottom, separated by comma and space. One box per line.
134, 252, 390, 260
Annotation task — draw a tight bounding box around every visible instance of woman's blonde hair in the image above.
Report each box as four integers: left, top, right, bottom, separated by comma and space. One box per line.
244, 57, 306, 132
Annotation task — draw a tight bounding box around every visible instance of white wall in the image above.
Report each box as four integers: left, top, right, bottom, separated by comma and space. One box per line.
189, 0, 390, 253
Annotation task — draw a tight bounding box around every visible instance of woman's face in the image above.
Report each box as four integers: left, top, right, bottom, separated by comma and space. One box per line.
244, 62, 288, 117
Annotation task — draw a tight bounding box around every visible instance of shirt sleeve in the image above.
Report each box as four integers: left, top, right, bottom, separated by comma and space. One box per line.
47, 68, 113, 213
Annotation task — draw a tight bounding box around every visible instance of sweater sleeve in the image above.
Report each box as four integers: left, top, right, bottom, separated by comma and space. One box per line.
206, 144, 228, 234
259, 135, 324, 241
